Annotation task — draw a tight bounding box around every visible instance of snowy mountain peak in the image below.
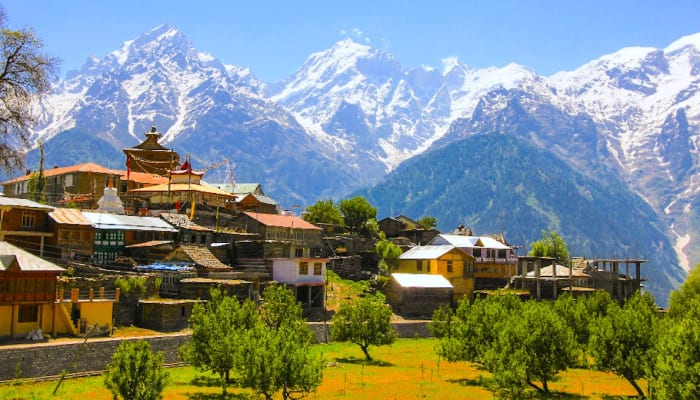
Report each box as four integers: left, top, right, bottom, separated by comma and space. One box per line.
665, 32, 700, 54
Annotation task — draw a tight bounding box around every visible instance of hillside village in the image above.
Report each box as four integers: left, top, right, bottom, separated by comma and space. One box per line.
0, 125, 652, 343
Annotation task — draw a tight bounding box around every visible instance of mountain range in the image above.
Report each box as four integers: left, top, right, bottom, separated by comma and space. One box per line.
21, 24, 700, 304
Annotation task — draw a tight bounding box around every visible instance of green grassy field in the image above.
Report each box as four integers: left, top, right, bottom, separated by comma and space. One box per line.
0, 338, 642, 400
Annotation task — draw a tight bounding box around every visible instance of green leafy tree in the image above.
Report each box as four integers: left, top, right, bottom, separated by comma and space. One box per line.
239, 285, 324, 400
417, 216, 437, 229
26, 140, 45, 201
103, 340, 168, 400
339, 196, 377, 234
0, 9, 58, 173
302, 198, 344, 226
654, 298, 700, 399
331, 293, 397, 361
179, 287, 257, 396
528, 230, 570, 265
375, 232, 403, 275
668, 263, 700, 318
488, 300, 576, 396
433, 294, 523, 366
589, 291, 658, 397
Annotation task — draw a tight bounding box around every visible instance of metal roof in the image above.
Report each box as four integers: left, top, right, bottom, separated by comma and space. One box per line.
525, 264, 590, 278
49, 207, 92, 225
391, 273, 453, 288
244, 211, 321, 230
431, 234, 510, 249
0, 196, 54, 211
0, 241, 65, 272
399, 245, 460, 260
82, 211, 178, 232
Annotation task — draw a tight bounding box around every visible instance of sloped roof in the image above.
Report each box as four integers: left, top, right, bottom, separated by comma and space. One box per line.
243, 211, 321, 230
391, 273, 453, 288
129, 183, 236, 198
0, 241, 65, 272
399, 245, 465, 260
237, 192, 277, 206
160, 213, 212, 232
82, 211, 178, 232
525, 264, 590, 278
180, 244, 230, 270
431, 234, 510, 249
0, 196, 54, 211
49, 207, 92, 225
2, 162, 112, 184
117, 170, 168, 185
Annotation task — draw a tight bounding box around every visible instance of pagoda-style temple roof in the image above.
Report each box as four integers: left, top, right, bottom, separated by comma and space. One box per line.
123, 126, 181, 176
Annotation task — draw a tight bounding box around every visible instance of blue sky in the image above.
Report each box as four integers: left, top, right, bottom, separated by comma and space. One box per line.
3, 0, 700, 83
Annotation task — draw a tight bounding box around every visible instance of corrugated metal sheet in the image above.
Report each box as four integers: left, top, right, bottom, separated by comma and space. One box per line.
399, 245, 456, 260
432, 234, 510, 249
0, 196, 54, 211
49, 207, 92, 225
525, 264, 590, 278
82, 211, 178, 232
391, 273, 453, 288
0, 241, 65, 271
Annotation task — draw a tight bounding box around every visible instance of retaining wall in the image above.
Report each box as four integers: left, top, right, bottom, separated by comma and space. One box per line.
0, 321, 431, 381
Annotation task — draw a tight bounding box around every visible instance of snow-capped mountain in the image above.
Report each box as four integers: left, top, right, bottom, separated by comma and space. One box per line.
269, 39, 537, 174
21, 25, 700, 296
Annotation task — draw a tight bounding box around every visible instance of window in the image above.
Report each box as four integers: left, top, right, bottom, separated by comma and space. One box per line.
447, 260, 453, 273
65, 173, 73, 187
498, 249, 507, 259
18, 305, 39, 323
21, 211, 35, 228
298, 261, 309, 275
295, 248, 304, 257
473, 248, 482, 258
416, 260, 423, 272
313, 262, 322, 275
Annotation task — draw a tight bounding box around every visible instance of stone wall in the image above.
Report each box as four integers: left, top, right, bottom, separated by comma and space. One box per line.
0, 322, 432, 381
0, 334, 190, 382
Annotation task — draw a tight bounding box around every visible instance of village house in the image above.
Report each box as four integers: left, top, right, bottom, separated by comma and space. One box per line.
0, 241, 116, 340
378, 215, 439, 245
0, 196, 54, 256
385, 273, 454, 317
397, 244, 475, 301
46, 207, 94, 261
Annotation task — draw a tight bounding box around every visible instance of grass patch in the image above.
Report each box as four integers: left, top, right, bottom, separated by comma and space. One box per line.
0, 338, 642, 400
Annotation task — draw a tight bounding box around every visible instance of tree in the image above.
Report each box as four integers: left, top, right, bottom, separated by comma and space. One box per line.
654, 298, 700, 400
26, 140, 44, 202
668, 263, 700, 318
103, 340, 168, 400
528, 230, 570, 265
179, 287, 257, 396
0, 9, 58, 173
239, 285, 324, 400
488, 300, 576, 396
331, 293, 396, 361
339, 196, 377, 234
589, 291, 659, 397
433, 294, 523, 366
417, 216, 437, 229
375, 232, 403, 275
302, 198, 344, 226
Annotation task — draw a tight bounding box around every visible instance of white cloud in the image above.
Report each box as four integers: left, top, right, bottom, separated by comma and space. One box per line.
340, 27, 371, 43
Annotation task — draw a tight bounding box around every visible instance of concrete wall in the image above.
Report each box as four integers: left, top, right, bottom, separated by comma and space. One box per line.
0, 321, 433, 381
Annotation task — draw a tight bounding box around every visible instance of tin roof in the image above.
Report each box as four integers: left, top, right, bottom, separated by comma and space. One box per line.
399, 245, 463, 260
82, 211, 178, 232
0, 196, 54, 211
391, 273, 453, 288
243, 211, 321, 230
431, 234, 510, 249
525, 264, 590, 278
129, 183, 236, 198
49, 207, 92, 225
0, 241, 65, 272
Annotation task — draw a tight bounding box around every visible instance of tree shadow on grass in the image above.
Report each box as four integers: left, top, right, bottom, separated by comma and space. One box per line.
335, 356, 395, 367
446, 377, 484, 388
187, 393, 251, 400
190, 375, 222, 388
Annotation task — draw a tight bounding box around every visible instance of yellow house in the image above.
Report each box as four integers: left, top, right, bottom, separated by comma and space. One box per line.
397, 244, 475, 301
0, 241, 116, 340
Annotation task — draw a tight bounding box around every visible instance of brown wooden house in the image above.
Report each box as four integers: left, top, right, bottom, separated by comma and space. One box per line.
0, 197, 54, 256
